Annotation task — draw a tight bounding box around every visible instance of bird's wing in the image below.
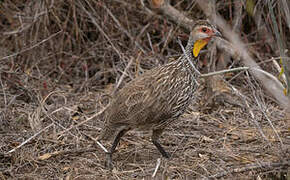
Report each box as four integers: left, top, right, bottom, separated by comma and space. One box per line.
105, 70, 173, 128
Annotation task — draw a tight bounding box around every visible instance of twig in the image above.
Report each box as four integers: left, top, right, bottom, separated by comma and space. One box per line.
161, 26, 174, 54
6, 123, 54, 154
232, 1, 243, 32
38, 91, 77, 138
96, 141, 108, 153
140, 0, 155, 15
260, 105, 284, 146
81, 132, 109, 153
200, 66, 284, 91
103, 4, 146, 53
152, 158, 161, 178
56, 104, 110, 136
0, 73, 7, 112
113, 56, 135, 95
149, 0, 194, 30
248, 70, 284, 147
245, 72, 269, 142
147, 33, 154, 53
268, 0, 290, 96
79, 0, 124, 62
200, 67, 248, 78
230, 84, 256, 119
205, 160, 290, 179
38, 148, 99, 160
0, 31, 62, 61
281, 0, 290, 29
211, 9, 290, 108
3, 2, 54, 36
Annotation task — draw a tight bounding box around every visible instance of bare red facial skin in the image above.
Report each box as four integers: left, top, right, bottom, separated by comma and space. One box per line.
199, 28, 215, 37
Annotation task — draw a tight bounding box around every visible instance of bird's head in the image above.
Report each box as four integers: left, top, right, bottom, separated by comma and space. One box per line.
189, 20, 222, 57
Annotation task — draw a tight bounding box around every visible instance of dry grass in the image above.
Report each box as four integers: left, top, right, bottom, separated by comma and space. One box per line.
0, 0, 289, 179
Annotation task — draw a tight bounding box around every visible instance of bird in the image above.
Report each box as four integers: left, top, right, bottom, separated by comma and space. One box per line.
97, 20, 222, 168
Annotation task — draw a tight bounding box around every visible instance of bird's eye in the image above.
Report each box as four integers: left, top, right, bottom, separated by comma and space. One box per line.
201, 27, 208, 32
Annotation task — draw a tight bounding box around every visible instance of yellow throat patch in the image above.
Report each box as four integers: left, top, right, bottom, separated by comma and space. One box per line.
193, 39, 208, 57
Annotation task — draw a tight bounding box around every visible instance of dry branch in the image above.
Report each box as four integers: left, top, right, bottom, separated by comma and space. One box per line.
102, 4, 146, 54
147, 0, 240, 59
0, 31, 62, 61
78, 0, 125, 62
7, 123, 54, 154
150, 0, 194, 30
206, 160, 290, 179
38, 148, 98, 160
232, 1, 243, 32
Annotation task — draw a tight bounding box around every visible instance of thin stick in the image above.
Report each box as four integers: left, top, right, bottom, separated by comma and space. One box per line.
96, 141, 108, 153
103, 4, 146, 53
200, 66, 285, 90
206, 160, 290, 179
200, 66, 249, 77
56, 104, 109, 136
80, 0, 123, 61
81, 132, 108, 153
7, 123, 54, 154
113, 56, 135, 95
0, 31, 62, 61
152, 158, 161, 178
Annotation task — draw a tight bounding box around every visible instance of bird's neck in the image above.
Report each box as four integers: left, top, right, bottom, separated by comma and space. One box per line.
184, 38, 195, 61
178, 37, 199, 73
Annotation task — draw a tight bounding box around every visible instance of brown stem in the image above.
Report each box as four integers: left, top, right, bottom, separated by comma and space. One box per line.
207, 161, 290, 179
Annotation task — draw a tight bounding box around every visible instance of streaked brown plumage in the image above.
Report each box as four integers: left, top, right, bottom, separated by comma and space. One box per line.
97, 20, 221, 168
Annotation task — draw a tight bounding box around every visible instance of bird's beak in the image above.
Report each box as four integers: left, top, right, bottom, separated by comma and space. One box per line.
214, 30, 222, 37
193, 29, 222, 58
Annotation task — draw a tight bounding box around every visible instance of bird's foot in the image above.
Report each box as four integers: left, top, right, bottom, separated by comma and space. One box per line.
162, 151, 171, 159
105, 152, 114, 170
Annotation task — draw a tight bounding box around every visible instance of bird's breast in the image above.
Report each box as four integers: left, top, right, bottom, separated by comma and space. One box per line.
152, 68, 197, 117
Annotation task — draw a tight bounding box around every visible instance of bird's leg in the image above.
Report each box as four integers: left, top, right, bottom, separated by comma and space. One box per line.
106, 128, 128, 169
152, 128, 170, 158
